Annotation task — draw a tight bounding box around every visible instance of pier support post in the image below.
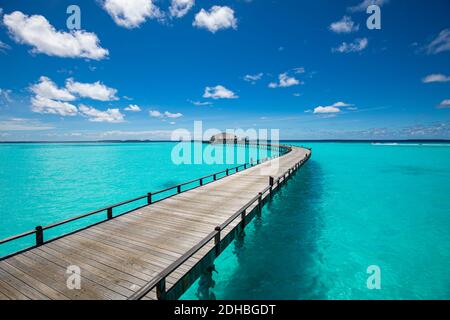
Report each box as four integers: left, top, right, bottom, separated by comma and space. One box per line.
156, 278, 166, 300
269, 176, 274, 199
241, 210, 246, 230
197, 265, 217, 300
214, 226, 221, 257
257, 192, 263, 216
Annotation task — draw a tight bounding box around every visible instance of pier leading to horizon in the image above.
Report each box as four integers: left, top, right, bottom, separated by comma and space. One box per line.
0, 144, 311, 300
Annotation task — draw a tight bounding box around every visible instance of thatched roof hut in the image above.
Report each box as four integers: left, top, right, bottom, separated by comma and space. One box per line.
209, 132, 238, 144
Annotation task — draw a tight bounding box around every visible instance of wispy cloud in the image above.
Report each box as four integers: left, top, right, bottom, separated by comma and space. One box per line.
0, 40, 10, 53
149, 109, 183, 119
348, 0, 389, 13
425, 29, 450, 54
189, 100, 213, 106
0, 88, 13, 105
329, 16, 359, 33
437, 99, 450, 109
0, 118, 54, 131
332, 38, 368, 53
170, 0, 195, 18
124, 104, 142, 112
243, 73, 263, 84
268, 73, 301, 88
422, 74, 450, 83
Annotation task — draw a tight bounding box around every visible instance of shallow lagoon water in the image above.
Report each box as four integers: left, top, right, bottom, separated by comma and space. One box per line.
1, 141, 448, 299
181, 142, 450, 300
0, 142, 271, 256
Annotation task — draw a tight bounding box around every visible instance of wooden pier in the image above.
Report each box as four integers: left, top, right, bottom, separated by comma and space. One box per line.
0, 145, 311, 300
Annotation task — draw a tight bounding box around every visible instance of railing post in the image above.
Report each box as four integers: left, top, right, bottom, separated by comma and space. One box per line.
226, 168, 229, 176
156, 278, 166, 300
147, 192, 152, 204
35, 226, 43, 246
241, 210, 246, 230
257, 192, 263, 216
107, 207, 113, 220
200, 178, 203, 186
214, 226, 221, 257
269, 176, 274, 199
213, 174, 216, 181
177, 185, 181, 194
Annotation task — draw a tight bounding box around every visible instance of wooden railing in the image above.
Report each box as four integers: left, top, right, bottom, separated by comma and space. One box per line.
0, 143, 292, 259
129, 149, 311, 300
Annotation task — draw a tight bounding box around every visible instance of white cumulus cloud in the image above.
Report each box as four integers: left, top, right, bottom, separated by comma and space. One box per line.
102, 0, 163, 28
3, 11, 108, 59
30, 76, 75, 101
66, 78, 118, 101
203, 85, 238, 99
193, 6, 237, 33
333, 38, 368, 53
79, 104, 125, 123
170, 0, 195, 18
329, 16, 359, 33
269, 73, 300, 88
31, 96, 78, 116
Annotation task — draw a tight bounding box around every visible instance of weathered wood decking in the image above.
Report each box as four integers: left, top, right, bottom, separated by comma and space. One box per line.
0, 146, 310, 300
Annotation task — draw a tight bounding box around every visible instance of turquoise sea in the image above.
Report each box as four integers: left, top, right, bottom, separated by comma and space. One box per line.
0, 142, 272, 256
1, 142, 449, 299
182, 142, 450, 300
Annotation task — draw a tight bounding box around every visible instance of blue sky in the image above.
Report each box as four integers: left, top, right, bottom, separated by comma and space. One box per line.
0, 0, 449, 140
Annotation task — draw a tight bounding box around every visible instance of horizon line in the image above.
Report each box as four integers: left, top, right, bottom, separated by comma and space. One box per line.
1, 139, 449, 144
